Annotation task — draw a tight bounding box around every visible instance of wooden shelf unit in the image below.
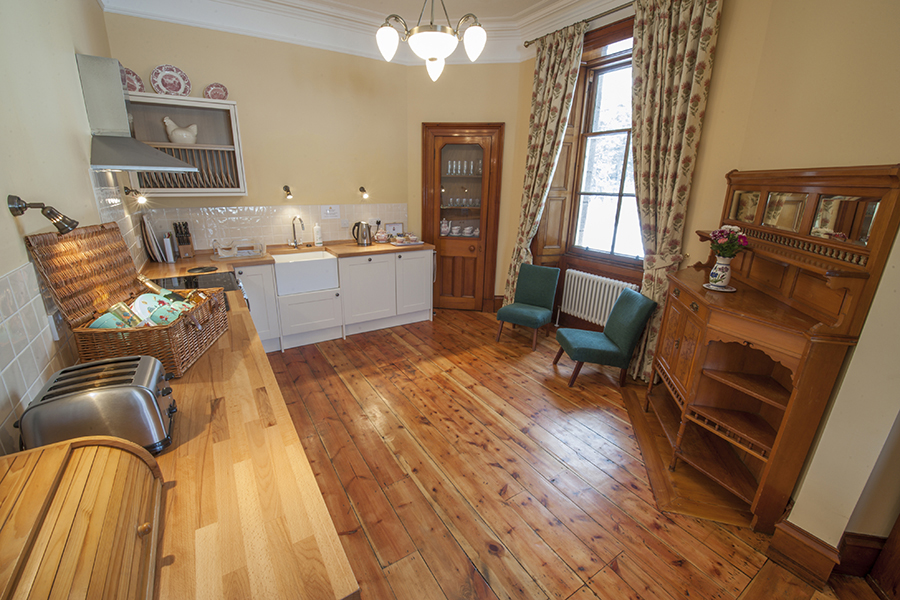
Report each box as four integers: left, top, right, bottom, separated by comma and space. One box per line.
126, 91, 246, 196
647, 164, 900, 533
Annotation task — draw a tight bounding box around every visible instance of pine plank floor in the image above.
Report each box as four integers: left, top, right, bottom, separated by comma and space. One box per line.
267, 308, 868, 600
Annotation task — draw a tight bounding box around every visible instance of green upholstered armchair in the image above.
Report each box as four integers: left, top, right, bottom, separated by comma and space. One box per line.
553, 287, 656, 387
496, 264, 560, 351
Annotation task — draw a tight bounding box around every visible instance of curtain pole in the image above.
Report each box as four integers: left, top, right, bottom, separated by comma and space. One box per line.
523, 1, 633, 47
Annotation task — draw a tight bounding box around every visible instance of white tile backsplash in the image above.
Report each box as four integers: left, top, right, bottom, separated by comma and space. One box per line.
0, 262, 77, 455
143, 203, 410, 252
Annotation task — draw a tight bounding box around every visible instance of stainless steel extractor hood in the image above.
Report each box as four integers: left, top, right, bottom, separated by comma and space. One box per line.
76, 54, 198, 173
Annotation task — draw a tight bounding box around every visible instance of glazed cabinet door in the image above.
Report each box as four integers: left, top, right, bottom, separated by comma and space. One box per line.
423, 123, 504, 311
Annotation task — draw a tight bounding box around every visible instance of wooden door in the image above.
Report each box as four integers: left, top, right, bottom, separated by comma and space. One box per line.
423, 123, 503, 311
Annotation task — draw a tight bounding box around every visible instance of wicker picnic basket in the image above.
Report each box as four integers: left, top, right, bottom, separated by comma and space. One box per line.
25, 223, 228, 377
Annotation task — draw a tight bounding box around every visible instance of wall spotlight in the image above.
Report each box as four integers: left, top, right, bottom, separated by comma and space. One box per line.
359, 186, 369, 199
284, 185, 293, 200
8, 195, 79, 235
124, 186, 147, 204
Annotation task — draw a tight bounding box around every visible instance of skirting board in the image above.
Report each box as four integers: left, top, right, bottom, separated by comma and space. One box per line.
835, 532, 887, 577
767, 519, 840, 590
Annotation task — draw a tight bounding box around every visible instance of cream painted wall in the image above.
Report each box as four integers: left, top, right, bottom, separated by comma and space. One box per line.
685, 0, 900, 544
106, 14, 527, 294
0, 0, 108, 265
105, 14, 410, 210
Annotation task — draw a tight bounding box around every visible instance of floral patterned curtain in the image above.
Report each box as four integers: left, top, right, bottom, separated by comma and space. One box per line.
629, 0, 723, 380
503, 22, 588, 305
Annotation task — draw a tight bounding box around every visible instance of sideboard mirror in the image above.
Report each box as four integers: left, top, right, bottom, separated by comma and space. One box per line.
729, 190, 760, 223
810, 195, 880, 246
761, 192, 807, 232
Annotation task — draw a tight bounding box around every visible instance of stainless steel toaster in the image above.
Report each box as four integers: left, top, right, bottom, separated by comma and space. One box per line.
18, 355, 176, 454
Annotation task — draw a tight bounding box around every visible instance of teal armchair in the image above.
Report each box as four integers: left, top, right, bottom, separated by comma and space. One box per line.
553, 288, 657, 387
496, 263, 560, 351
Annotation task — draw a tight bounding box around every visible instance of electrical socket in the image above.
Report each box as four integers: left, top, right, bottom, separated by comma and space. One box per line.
340, 219, 349, 228
47, 311, 64, 341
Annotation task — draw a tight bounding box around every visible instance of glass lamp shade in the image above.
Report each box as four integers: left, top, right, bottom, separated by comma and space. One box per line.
376, 24, 400, 62
407, 25, 458, 61
463, 25, 486, 62
425, 58, 445, 82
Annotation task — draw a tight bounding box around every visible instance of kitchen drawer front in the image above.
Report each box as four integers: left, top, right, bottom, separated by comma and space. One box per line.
279, 288, 343, 336
339, 254, 397, 325
9, 441, 162, 600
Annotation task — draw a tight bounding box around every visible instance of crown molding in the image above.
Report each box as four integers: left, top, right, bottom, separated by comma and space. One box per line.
99, 0, 628, 65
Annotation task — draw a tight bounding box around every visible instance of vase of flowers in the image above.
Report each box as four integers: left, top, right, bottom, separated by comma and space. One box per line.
708, 225, 748, 289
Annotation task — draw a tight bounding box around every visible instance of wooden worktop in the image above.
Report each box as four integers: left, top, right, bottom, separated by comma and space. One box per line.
140, 241, 435, 279
153, 289, 359, 599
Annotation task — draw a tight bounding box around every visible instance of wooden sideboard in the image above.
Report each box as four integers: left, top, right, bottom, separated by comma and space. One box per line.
0, 437, 163, 598
646, 164, 900, 533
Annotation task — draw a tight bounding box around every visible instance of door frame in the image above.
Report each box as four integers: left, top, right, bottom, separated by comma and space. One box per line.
422, 122, 504, 311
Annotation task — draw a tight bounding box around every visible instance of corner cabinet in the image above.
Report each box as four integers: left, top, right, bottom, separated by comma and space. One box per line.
126, 91, 246, 196
646, 164, 900, 534
423, 123, 503, 311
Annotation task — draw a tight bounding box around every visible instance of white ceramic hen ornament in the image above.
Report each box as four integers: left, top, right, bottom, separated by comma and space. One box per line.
163, 116, 198, 144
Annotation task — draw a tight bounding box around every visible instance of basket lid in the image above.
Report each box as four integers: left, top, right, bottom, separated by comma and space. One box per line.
25, 223, 144, 328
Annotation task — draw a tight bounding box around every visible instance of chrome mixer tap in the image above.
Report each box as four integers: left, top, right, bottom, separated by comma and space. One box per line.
291, 215, 305, 247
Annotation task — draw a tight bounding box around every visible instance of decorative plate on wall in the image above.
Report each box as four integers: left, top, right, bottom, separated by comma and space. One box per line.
150, 64, 192, 96
124, 68, 144, 92
203, 82, 228, 100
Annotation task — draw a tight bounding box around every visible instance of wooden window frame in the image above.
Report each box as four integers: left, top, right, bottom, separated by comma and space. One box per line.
564, 18, 643, 276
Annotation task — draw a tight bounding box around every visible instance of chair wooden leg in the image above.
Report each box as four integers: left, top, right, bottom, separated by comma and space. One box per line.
568, 362, 584, 387
496, 321, 504, 342
531, 328, 539, 351
552, 346, 564, 365
617, 367, 628, 387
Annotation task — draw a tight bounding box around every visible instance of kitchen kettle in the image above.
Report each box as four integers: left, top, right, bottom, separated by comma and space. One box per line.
352, 221, 373, 246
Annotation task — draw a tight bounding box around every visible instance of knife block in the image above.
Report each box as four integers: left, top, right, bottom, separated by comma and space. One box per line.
177, 235, 194, 259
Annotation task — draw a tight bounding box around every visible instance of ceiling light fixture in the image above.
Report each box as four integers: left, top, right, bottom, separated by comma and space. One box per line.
376, 0, 486, 82
284, 185, 293, 200
124, 186, 147, 204
359, 186, 369, 199
8, 195, 79, 235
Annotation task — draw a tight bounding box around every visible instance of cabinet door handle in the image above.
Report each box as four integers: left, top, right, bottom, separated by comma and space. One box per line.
237, 270, 243, 275
674, 340, 680, 349
398, 254, 402, 259
137, 522, 153, 537
673, 288, 680, 298
469, 245, 475, 253
335, 292, 340, 297
689, 302, 699, 312
368, 257, 372, 262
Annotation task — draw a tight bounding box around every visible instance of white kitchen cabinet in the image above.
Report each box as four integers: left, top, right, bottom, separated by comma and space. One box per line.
236, 264, 280, 351
339, 254, 397, 326
340, 249, 433, 336
278, 288, 343, 349
396, 250, 433, 315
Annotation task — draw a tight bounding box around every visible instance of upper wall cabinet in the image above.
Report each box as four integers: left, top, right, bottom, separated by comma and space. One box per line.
126, 92, 247, 196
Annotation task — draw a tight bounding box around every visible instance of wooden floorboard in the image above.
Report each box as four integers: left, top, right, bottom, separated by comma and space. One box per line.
267, 309, 852, 600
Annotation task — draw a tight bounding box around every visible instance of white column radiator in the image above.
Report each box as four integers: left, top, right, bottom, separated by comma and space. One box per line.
557, 269, 640, 327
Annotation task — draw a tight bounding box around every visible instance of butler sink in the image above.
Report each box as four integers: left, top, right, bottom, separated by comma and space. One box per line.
273, 251, 339, 296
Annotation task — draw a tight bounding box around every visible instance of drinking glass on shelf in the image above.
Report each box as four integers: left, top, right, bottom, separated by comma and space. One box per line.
469, 161, 475, 176
477, 159, 483, 175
